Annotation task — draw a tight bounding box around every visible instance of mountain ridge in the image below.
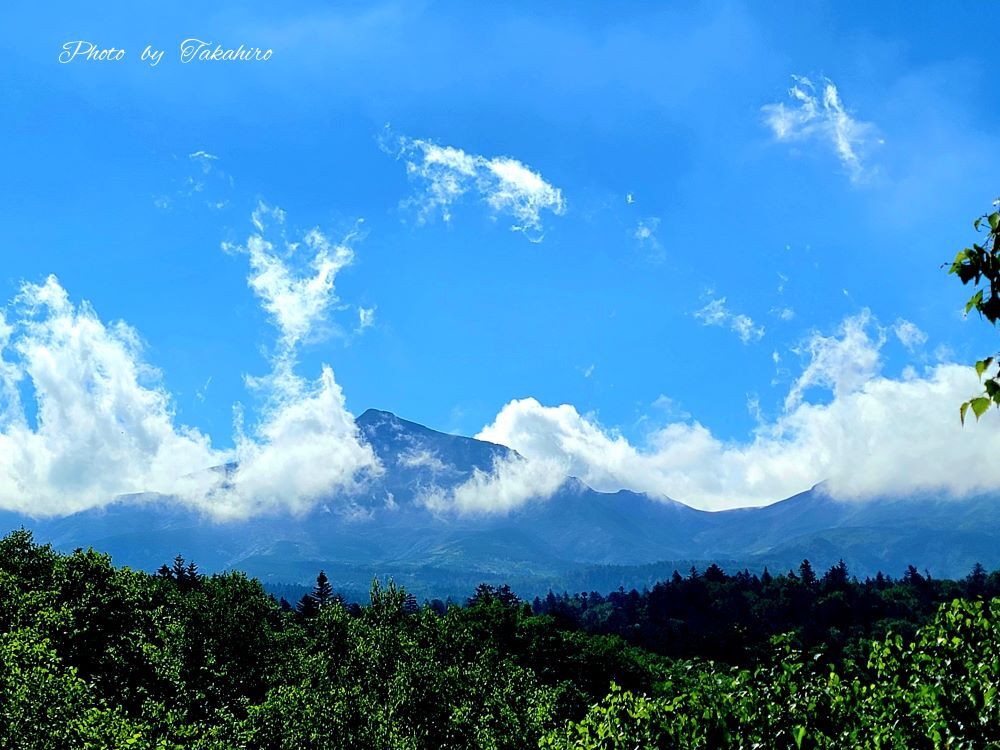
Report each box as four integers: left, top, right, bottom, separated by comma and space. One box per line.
1, 408, 997, 597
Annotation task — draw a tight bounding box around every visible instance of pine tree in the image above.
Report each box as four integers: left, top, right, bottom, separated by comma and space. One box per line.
822, 559, 850, 590
403, 593, 419, 614
171, 554, 187, 580
297, 593, 319, 618
704, 563, 726, 584
312, 570, 333, 608
967, 562, 988, 596
799, 559, 817, 587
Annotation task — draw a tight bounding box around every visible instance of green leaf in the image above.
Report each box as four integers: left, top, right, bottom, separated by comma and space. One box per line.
976, 357, 994, 378
971, 397, 991, 420
961, 401, 971, 426
793, 725, 807, 748
990, 212, 1000, 231
966, 290, 984, 314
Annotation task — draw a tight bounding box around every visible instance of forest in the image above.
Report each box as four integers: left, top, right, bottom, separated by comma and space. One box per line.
2, 528, 999, 748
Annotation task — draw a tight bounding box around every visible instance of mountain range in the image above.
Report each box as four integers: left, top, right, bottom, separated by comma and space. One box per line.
2, 408, 998, 599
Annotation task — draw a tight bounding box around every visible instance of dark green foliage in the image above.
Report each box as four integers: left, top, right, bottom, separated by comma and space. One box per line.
542, 598, 1000, 749
0, 531, 666, 748
2, 530, 1000, 748
530, 559, 984, 667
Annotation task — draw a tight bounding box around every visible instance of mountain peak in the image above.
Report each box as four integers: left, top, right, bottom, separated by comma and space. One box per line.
356, 408, 398, 424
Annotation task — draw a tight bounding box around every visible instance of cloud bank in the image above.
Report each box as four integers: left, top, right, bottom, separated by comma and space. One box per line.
383, 130, 566, 240
0, 206, 379, 519
422, 453, 567, 516
465, 310, 1000, 511
2, 205, 993, 520
0, 277, 221, 515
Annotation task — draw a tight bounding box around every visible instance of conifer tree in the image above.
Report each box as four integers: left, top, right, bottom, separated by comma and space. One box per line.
799, 559, 817, 587
297, 593, 319, 618
171, 554, 187, 580
312, 570, 333, 608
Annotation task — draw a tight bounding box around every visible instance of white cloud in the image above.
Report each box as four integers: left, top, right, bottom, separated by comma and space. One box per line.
356, 306, 376, 333
694, 297, 764, 344
421, 453, 567, 515
785, 310, 883, 410
186, 150, 233, 191
195, 376, 212, 403
0, 207, 380, 519
189, 150, 219, 167
771, 306, 795, 321
156, 150, 233, 211
633, 217, 663, 258
0, 277, 222, 515
383, 130, 565, 240
762, 75, 879, 181
217, 208, 380, 517
223, 361, 379, 518
473, 309, 1000, 512
397, 448, 453, 475
651, 394, 690, 421
894, 318, 928, 352
223, 202, 355, 350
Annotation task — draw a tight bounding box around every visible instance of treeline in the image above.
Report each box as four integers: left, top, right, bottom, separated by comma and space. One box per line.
0, 529, 667, 748
2, 529, 999, 748
530, 559, 999, 666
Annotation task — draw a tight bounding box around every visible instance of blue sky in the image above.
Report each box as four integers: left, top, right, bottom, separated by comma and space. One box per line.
2, 1, 1000, 515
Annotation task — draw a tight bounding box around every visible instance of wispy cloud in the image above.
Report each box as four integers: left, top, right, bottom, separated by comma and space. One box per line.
382, 129, 565, 241
356, 306, 376, 334
195, 376, 212, 403
633, 217, 663, 258
894, 318, 928, 352
771, 306, 795, 321
223, 202, 356, 351
762, 75, 880, 181
694, 296, 764, 344
154, 150, 234, 211
785, 310, 885, 410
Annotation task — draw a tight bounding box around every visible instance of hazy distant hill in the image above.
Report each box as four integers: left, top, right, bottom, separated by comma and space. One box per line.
2, 408, 998, 598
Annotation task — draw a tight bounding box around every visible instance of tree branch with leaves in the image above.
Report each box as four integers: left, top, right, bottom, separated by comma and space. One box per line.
948, 202, 1000, 423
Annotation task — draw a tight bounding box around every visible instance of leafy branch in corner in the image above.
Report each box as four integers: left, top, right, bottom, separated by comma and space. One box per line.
948, 202, 1000, 424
